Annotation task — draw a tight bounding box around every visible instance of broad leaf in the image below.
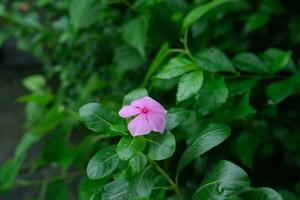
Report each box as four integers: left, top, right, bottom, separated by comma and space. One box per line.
123, 88, 148, 105
128, 166, 157, 199
22, 74, 46, 92
196, 48, 236, 73
231, 92, 256, 120
232, 52, 269, 73
116, 136, 146, 160
146, 132, 176, 161
166, 108, 190, 130
101, 179, 129, 200
79, 178, 108, 200
196, 78, 228, 116
242, 187, 283, 200
128, 152, 148, 176
183, 0, 232, 29
228, 79, 257, 96
87, 146, 119, 180
156, 57, 197, 79
79, 103, 125, 136
177, 124, 231, 173
266, 81, 295, 104
114, 45, 144, 72
192, 160, 250, 200
122, 15, 149, 57
177, 70, 203, 102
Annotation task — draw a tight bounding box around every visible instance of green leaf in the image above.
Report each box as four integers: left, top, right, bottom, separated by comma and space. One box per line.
177, 124, 231, 173
128, 153, 148, 176
245, 12, 270, 33
166, 108, 190, 130
183, 0, 232, 29
22, 74, 46, 92
79, 103, 125, 136
69, 0, 98, 30
79, 178, 108, 200
231, 92, 256, 120
143, 43, 169, 87
128, 166, 157, 199
101, 180, 129, 200
146, 132, 176, 161
117, 136, 147, 160
122, 15, 149, 57
18, 92, 53, 106
266, 81, 295, 104
114, 45, 144, 72
177, 70, 204, 102
196, 78, 228, 116
228, 78, 257, 96
242, 187, 283, 200
156, 57, 197, 79
232, 52, 269, 73
15, 133, 40, 159
87, 146, 119, 180
0, 156, 24, 191
123, 88, 148, 105
259, 0, 286, 14
260, 48, 293, 73
196, 48, 236, 73
234, 132, 261, 168
192, 160, 250, 200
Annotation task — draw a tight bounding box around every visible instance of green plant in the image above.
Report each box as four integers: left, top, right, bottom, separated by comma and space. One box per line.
1, 0, 300, 199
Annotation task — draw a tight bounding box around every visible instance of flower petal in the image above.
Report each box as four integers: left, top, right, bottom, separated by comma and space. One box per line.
118, 105, 140, 118
131, 96, 166, 114
146, 112, 166, 134
128, 114, 152, 136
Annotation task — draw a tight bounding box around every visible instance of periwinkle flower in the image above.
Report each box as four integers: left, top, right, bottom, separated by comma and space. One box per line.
118, 96, 167, 136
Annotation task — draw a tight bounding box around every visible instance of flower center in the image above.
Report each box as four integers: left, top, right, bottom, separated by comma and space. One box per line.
141, 108, 148, 114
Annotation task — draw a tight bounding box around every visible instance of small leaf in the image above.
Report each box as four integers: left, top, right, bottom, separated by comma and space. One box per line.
231, 92, 256, 120
232, 52, 269, 73
79, 103, 125, 136
128, 152, 148, 176
101, 179, 129, 200
196, 77, 228, 116
166, 108, 191, 130
122, 15, 149, 57
79, 178, 108, 200
143, 43, 169, 86
192, 160, 250, 200
266, 81, 295, 105
146, 132, 176, 161
156, 57, 197, 79
114, 45, 144, 72
177, 70, 204, 102
22, 74, 46, 92
116, 136, 146, 160
128, 166, 157, 199
87, 146, 119, 180
260, 48, 293, 73
242, 187, 283, 200
245, 12, 270, 33
177, 124, 231, 173
234, 132, 261, 168
183, 0, 232, 29
259, 0, 286, 14
196, 48, 236, 73
69, 0, 97, 30
123, 88, 148, 105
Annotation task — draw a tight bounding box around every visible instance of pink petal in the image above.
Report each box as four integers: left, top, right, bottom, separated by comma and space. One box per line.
131, 96, 166, 114
128, 114, 152, 136
118, 105, 140, 118
146, 112, 166, 134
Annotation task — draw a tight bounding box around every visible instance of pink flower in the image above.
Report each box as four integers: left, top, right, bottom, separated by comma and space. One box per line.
118, 96, 167, 137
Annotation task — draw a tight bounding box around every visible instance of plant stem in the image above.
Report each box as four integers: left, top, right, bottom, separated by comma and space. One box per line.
182, 29, 193, 60
149, 160, 183, 200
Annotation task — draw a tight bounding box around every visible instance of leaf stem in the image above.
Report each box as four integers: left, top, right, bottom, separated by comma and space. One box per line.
149, 160, 183, 200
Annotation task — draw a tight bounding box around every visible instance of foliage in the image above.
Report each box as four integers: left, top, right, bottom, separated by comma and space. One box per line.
1, 0, 300, 199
